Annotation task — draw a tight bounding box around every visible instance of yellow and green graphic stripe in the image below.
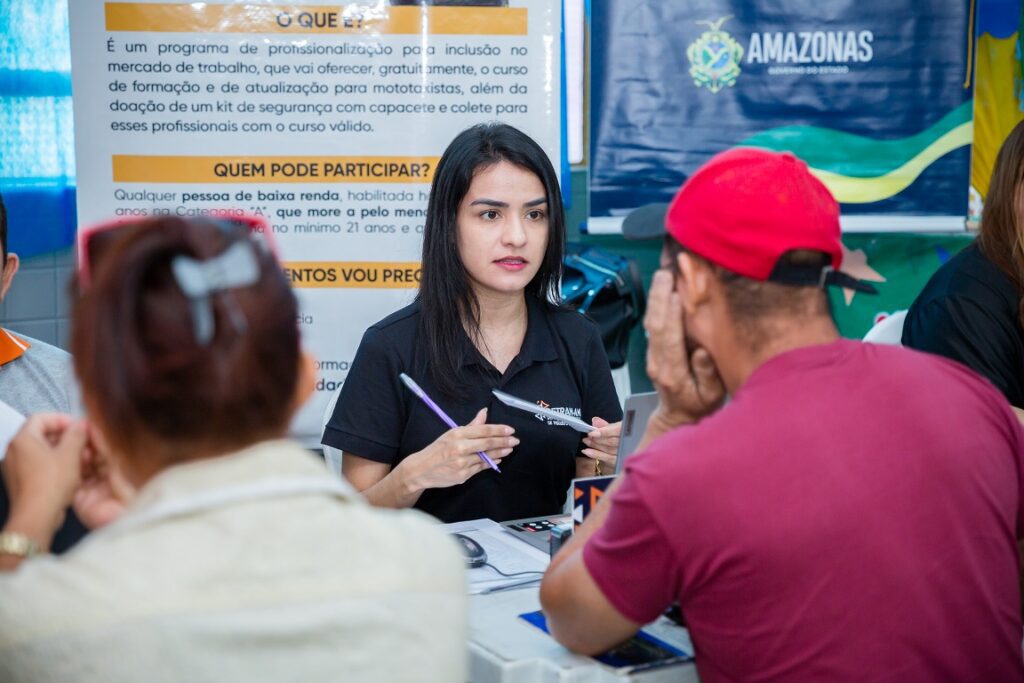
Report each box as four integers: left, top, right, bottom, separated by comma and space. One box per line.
740, 101, 972, 203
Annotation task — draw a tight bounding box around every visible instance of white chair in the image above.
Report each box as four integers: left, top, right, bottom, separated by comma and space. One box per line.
321, 387, 344, 476
610, 363, 630, 409
862, 309, 907, 345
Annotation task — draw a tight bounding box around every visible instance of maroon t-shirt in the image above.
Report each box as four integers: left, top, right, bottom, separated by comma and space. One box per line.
585, 340, 1024, 682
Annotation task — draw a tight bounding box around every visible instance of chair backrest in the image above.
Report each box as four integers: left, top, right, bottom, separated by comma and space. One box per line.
321, 387, 344, 476
863, 309, 907, 345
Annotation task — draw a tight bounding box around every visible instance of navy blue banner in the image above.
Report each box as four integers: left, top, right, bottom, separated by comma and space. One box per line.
590, 1, 973, 219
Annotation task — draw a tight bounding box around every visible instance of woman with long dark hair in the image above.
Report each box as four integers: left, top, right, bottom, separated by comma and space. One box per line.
0, 217, 466, 681
903, 120, 1024, 410
323, 123, 622, 522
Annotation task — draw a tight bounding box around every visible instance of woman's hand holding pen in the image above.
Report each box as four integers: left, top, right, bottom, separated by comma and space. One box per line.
580, 417, 621, 474
403, 408, 518, 490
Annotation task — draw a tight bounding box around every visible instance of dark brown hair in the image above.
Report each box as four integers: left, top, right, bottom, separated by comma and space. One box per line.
72, 216, 300, 460
978, 118, 1024, 330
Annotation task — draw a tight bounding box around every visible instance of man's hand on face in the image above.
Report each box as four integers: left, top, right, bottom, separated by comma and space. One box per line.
643, 270, 726, 437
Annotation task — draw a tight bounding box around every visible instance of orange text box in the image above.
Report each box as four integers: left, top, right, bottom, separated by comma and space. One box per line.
112, 155, 438, 183
105, 3, 527, 35
283, 261, 421, 289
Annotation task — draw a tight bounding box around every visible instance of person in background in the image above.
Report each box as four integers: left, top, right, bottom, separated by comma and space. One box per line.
904, 118, 1024, 412
0, 216, 466, 682
0, 190, 86, 553
0, 192, 77, 416
541, 148, 1024, 682
324, 122, 622, 523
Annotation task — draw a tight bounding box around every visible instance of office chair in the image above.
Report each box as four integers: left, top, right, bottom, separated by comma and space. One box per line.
321, 387, 343, 476
862, 310, 907, 345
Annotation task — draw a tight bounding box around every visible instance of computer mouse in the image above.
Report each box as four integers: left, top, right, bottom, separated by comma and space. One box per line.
453, 533, 487, 568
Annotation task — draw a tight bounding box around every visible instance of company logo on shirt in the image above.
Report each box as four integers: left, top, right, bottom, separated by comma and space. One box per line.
535, 400, 583, 427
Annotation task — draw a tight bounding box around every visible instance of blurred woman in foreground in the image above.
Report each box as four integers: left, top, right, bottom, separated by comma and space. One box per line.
0, 216, 465, 682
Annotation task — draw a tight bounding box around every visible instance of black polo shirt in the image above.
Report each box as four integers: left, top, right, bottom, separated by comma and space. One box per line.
323, 296, 623, 523
903, 242, 1024, 408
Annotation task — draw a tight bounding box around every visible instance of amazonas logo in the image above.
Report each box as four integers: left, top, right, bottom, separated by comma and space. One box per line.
748, 29, 873, 76
688, 17, 877, 90
686, 16, 744, 93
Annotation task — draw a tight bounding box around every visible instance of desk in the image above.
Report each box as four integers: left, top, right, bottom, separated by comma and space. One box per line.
467, 586, 700, 683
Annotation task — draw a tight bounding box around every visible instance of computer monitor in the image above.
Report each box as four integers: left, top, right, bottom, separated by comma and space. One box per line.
614, 391, 658, 473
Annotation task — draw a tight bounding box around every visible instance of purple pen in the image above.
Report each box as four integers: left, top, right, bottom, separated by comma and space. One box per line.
399, 373, 502, 473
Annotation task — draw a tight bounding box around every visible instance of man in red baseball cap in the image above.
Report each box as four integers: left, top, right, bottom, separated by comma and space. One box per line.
623, 147, 876, 291
541, 148, 1024, 682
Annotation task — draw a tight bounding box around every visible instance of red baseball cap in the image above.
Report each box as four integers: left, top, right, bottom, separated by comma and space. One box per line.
623, 147, 875, 292
670, 147, 842, 277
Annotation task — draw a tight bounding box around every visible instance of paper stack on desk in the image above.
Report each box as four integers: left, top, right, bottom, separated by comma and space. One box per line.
444, 518, 550, 595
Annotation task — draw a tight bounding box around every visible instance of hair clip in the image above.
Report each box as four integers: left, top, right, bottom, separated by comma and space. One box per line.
171, 242, 260, 345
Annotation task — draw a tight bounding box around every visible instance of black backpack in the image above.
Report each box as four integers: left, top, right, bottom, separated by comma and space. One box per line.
561, 244, 646, 369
